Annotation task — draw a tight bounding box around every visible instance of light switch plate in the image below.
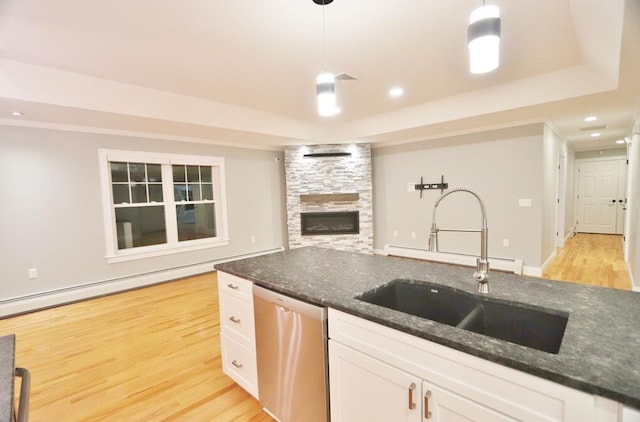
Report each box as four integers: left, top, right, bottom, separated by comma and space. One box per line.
518, 198, 532, 207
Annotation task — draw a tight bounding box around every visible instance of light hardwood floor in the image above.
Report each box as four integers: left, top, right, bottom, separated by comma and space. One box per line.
0, 273, 272, 421
0, 234, 631, 420
542, 233, 632, 290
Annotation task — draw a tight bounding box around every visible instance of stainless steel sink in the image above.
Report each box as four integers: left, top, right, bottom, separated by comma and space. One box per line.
356, 279, 568, 354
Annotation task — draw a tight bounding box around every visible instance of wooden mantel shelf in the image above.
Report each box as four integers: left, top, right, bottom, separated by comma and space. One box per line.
300, 193, 359, 203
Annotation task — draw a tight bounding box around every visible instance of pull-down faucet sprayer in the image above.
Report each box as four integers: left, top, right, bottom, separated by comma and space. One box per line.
428, 187, 490, 294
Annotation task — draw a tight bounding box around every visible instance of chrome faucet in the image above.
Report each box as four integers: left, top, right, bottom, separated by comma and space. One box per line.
428, 187, 490, 294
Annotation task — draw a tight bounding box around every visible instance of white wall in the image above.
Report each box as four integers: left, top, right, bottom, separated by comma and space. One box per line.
626, 122, 640, 289
564, 147, 576, 239
0, 125, 286, 303
541, 125, 565, 266
373, 124, 545, 268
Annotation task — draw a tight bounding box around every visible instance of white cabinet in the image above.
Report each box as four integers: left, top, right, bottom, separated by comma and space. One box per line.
329, 340, 422, 422
217, 271, 258, 399
328, 308, 619, 422
329, 340, 516, 422
424, 381, 517, 421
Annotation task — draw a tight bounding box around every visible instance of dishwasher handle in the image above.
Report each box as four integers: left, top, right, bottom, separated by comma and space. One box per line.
253, 285, 327, 321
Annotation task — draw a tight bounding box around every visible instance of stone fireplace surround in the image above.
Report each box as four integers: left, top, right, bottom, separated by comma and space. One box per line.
284, 144, 373, 254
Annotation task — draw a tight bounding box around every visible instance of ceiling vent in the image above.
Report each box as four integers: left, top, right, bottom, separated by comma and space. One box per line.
580, 124, 608, 132
335, 73, 358, 86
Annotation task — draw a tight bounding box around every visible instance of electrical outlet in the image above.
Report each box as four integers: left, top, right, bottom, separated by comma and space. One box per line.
393, 230, 398, 238
503, 239, 510, 247
407, 183, 415, 192
251, 236, 256, 243
28, 268, 38, 279
411, 232, 417, 239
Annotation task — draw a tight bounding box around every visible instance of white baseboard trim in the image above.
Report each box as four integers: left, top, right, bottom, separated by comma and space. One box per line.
539, 248, 557, 277
627, 261, 639, 292
522, 266, 543, 277
373, 248, 387, 256
565, 227, 576, 242
0, 247, 284, 318
384, 245, 524, 275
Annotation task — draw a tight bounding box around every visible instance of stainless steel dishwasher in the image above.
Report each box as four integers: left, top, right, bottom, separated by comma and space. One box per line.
253, 285, 329, 422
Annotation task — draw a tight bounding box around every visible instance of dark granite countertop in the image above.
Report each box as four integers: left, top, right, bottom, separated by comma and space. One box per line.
215, 246, 640, 410
0, 335, 15, 422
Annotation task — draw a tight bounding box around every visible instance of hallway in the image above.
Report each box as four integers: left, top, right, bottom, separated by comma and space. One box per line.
542, 233, 632, 290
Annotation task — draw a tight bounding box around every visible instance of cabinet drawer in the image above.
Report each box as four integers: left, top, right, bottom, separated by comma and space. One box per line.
219, 292, 256, 350
220, 332, 258, 399
217, 271, 253, 302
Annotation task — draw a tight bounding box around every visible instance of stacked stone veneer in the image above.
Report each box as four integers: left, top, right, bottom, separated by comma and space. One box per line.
285, 144, 373, 254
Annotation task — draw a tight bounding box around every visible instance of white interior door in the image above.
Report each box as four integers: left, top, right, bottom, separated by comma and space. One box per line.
576, 159, 624, 234
616, 160, 627, 235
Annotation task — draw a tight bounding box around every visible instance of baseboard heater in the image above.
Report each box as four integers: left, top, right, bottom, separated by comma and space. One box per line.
384, 245, 524, 275
0, 247, 285, 318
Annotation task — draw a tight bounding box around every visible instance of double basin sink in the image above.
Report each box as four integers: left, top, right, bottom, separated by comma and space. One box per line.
356, 279, 568, 354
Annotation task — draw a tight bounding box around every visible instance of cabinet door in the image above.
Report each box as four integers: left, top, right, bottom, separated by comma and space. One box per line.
424, 381, 517, 422
329, 340, 422, 422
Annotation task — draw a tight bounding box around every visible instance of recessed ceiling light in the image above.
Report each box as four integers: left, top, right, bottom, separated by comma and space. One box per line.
11, 111, 23, 116
389, 87, 404, 98
616, 139, 626, 144
591, 133, 601, 137
584, 116, 597, 122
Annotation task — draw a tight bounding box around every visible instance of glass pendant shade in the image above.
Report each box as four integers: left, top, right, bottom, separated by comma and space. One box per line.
316, 72, 339, 116
467, 5, 501, 74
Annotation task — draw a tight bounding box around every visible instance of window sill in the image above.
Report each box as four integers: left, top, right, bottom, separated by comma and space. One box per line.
106, 239, 230, 263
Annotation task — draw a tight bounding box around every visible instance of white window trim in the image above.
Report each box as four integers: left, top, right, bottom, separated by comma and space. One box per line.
98, 149, 229, 263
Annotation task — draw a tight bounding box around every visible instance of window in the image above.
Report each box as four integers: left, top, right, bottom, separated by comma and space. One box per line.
99, 150, 229, 263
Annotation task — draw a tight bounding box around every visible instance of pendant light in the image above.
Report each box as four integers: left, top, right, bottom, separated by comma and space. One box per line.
467, 2, 501, 74
314, 0, 340, 116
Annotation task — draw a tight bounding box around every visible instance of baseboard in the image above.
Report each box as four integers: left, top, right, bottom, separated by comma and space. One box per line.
373, 248, 387, 256
627, 261, 639, 292
384, 245, 524, 275
0, 247, 284, 318
540, 248, 557, 276
565, 227, 575, 242
522, 266, 543, 277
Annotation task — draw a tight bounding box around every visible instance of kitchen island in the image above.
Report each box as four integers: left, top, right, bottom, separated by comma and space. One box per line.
0, 335, 15, 422
215, 246, 640, 414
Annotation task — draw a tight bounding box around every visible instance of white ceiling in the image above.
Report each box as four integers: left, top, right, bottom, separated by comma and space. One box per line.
0, 0, 638, 151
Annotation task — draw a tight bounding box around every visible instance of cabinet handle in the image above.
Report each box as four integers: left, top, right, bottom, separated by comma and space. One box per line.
424, 390, 432, 419
408, 382, 416, 410
227, 283, 239, 290
229, 316, 241, 323
231, 360, 243, 369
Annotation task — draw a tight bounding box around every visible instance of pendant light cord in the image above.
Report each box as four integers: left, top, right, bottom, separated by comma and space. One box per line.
322, 0, 327, 72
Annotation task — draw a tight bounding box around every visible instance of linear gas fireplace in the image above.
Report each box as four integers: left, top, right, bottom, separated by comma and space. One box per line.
301, 211, 360, 236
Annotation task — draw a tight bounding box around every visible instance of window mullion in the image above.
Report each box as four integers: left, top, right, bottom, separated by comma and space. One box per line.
163, 164, 179, 244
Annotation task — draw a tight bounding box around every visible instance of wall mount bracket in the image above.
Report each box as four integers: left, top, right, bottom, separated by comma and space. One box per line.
415, 175, 448, 198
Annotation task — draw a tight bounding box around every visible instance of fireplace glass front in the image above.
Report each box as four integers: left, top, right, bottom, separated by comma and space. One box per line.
301, 211, 359, 236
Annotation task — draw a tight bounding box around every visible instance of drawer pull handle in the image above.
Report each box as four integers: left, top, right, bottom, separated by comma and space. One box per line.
424, 390, 432, 419
408, 382, 416, 410
227, 283, 239, 290
231, 360, 243, 369
229, 316, 241, 323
